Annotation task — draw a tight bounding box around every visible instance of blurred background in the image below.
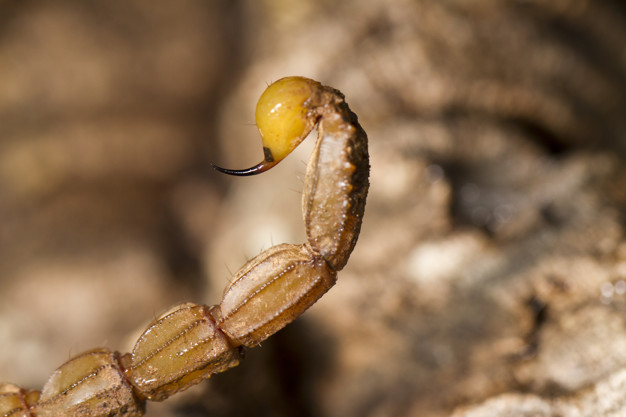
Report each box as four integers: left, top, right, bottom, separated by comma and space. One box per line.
1, 1, 626, 416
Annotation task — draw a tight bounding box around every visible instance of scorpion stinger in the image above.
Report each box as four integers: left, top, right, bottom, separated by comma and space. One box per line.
212, 76, 324, 176
210, 160, 276, 176
1, 76, 369, 416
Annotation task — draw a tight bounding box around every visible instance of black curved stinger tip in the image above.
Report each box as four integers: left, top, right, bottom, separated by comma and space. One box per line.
211, 160, 277, 176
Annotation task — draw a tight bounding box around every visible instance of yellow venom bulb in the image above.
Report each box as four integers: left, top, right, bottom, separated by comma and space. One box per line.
255, 76, 321, 164
213, 76, 322, 176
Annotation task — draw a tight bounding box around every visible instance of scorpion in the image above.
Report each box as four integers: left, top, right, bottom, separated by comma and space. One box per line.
0, 76, 370, 416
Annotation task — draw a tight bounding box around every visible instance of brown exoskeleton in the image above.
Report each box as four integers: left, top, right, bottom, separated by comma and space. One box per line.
0, 76, 369, 416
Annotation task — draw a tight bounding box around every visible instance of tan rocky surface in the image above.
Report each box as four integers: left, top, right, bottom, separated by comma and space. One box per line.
1, 1, 625, 416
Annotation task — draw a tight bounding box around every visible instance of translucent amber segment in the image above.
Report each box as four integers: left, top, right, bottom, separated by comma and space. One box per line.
255, 76, 322, 163
125, 303, 241, 401
33, 348, 144, 417
303, 96, 369, 271
0, 383, 40, 417
214, 243, 337, 347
